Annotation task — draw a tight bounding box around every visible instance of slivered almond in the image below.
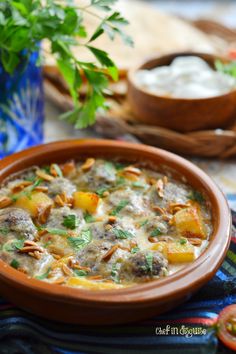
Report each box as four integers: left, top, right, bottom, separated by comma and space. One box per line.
62, 263, 73, 276
163, 176, 168, 185
124, 166, 141, 176
54, 194, 64, 207
118, 245, 130, 252
37, 204, 52, 224
73, 264, 91, 272
0, 196, 12, 209
11, 181, 32, 193
168, 203, 189, 214
87, 275, 102, 280
61, 161, 76, 177
188, 238, 202, 246
108, 216, 116, 223
102, 245, 119, 262
148, 236, 159, 243
34, 251, 42, 260
103, 191, 110, 197
53, 277, 65, 285
156, 179, 164, 198
152, 205, 165, 214
149, 178, 156, 185
81, 158, 95, 171
19, 245, 44, 253
159, 236, 174, 242
36, 170, 54, 182
48, 245, 65, 256
34, 186, 48, 193
52, 253, 62, 260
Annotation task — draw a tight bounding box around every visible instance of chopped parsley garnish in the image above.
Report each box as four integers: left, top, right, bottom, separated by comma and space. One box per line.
111, 263, 120, 283
10, 259, 20, 269
132, 182, 146, 188
188, 190, 205, 204
150, 228, 162, 237
131, 247, 140, 254
0, 227, 9, 235
139, 219, 148, 227
113, 228, 134, 239
179, 238, 187, 245
73, 269, 88, 277
116, 176, 126, 186
114, 162, 125, 171
110, 200, 129, 216
45, 228, 69, 236
104, 161, 115, 176
145, 252, 153, 273
43, 241, 52, 248
52, 163, 63, 177
96, 186, 108, 197
3, 239, 24, 252
35, 268, 51, 280
68, 229, 92, 251
84, 211, 96, 223
62, 214, 79, 230
42, 165, 51, 174
11, 178, 43, 201
25, 175, 36, 182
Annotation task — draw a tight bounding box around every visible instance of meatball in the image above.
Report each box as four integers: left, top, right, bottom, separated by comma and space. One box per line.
0, 208, 37, 240
108, 188, 147, 217
76, 240, 111, 274
47, 177, 76, 197
46, 206, 83, 229
75, 160, 117, 191
119, 251, 168, 282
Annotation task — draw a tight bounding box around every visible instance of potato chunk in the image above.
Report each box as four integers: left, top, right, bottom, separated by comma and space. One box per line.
73, 191, 100, 214
14, 192, 53, 217
174, 207, 206, 239
167, 242, 195, 263
151, 242, 168, 258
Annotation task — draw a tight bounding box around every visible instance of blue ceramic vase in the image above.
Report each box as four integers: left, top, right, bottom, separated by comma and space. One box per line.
0, 51, 44, 158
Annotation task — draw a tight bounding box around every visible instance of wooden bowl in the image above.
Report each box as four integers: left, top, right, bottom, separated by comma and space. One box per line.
0, 139, 231, 324
127, 52, 236, 132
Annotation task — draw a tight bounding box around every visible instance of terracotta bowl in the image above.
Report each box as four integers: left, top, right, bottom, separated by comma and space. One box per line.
0, 139, 231, 324
127, 52, 236, 132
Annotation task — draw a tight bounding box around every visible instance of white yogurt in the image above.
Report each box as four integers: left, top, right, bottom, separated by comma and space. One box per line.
134, 56, 236, 99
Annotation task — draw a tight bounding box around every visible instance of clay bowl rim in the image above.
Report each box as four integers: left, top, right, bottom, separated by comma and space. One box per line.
128, 51, 236, 102
0, 139, 231, 306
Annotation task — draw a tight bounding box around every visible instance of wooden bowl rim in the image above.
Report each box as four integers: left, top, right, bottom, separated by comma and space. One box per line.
0, 139, 231, 307
128, 51, 236, 102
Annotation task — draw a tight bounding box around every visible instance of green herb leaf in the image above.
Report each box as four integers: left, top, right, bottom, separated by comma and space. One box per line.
35, 267, 51, 280
110, 200, 129, 216
45, 228, 68, 236
62, 214, 79, 230
132, 182, 146, 189
73, 269, 88, 277
139, 219, 148, 227
10, 259, 20, 269
131, 247, 140, 254
188, 190, 205, 204
84, 211, 96, 223
68, 229, 92, 250
96, 186, 108, 197
150, 228, 162, 237
179, 238, 187, 245
113, 228, 134, 239
145, 252, 153, 273
51, 163, 63, 178
3, 239, 24, 252
0, 227, 9, 235
111, 262, 120, 283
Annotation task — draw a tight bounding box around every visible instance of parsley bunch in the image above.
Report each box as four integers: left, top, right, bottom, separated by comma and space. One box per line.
0, 0, 132, 128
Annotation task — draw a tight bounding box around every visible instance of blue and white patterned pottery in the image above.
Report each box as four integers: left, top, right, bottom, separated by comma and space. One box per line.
0, 51, 44, 158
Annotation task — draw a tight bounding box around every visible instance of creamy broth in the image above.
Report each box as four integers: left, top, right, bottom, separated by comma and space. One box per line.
0, 159, 212, 290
